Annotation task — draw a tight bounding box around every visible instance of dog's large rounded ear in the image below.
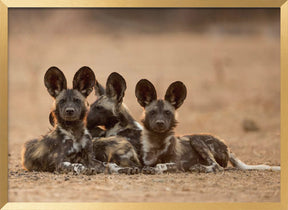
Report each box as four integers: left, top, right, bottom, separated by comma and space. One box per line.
44, 66, 67, 98
73, 66, 96, 97
106, 72, 127, 104
135, 79, 157, 107
94, 81, 105, 98
165, 81, 187, 109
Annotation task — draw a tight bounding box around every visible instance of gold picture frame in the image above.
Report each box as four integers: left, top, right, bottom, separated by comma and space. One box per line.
1, 0, 287, 209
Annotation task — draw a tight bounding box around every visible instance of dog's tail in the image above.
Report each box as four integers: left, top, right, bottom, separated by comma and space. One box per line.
229, 152, 280, 171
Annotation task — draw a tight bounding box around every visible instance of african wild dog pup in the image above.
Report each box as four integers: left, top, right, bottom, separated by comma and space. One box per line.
22, 66, 104, 174
87, 72, 142, 168
135, 79, 281, 173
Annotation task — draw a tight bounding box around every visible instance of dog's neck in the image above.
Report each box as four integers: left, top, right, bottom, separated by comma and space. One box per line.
56, 119, 87, 141
141, 126, 178, 166
142, 126, 175, 150
106, 104, 142, 133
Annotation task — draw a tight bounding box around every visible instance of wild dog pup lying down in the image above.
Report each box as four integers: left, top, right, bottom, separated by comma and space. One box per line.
22, 66, 105, 175
47, 73, 141, 175
135, 79, 281, 173
48, 111, 141, 174
87, 72, 142, 169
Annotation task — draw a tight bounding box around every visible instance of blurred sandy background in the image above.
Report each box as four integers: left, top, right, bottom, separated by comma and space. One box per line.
8, 9, 280, 202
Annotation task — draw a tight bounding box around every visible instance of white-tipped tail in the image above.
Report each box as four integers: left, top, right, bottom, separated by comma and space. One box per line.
229, 152, 280, 171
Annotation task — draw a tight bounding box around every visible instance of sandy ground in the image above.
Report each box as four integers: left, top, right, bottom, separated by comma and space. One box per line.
8, 10, 280, 202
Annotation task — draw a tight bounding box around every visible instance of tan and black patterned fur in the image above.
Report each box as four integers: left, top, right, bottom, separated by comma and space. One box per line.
135, 79, 280, 173
22, 66, 104, 174
87, 72, 142, 169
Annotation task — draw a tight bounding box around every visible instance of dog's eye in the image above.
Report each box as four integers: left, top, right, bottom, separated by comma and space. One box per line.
95, 106, 103, 111
74, 98, 81, 103
165, 110, 171, 116
150, 110, 156, 116
59, 99, 66, 104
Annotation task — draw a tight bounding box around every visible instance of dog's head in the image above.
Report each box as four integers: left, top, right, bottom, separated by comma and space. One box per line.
44, 66, 95, 124
87, 72, 126, 129
135, 79, 187, 133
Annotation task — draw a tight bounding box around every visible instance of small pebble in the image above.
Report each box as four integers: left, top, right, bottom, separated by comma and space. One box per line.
242, 119, 259, 132
182, 186, 191, 191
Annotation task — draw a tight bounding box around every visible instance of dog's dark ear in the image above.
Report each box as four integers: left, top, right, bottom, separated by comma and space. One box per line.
106, 72, 126, 104
73, 66, 96, 97
44, 67, 67, 98
94, 81, 105, 98
135, 79, 157, 107
165, 81, 187, 109
49, 112, 55, 127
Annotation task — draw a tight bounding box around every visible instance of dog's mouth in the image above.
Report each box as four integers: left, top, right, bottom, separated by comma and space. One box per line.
152, 126, 168, 133
62, 115, 79, 121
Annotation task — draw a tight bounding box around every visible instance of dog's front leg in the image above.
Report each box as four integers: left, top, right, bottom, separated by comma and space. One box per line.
143, 151, 159, 166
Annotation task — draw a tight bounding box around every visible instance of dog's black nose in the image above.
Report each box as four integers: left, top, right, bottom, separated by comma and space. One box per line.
156, 120, 165, 128
65, 108, 75, 115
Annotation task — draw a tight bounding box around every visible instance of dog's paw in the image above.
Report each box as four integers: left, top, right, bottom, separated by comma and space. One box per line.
83, 167, 98, 175
142, 166, 156, 175
104, 163, 140, 175
58, 162, 74, 173
118, 167, 140, 175
189, 164, 202, 173
131, 167, 140, 174
91, 160, 105, 174
189, 163, 224, 173
211, 163, 224, 172
71, 163, 86, 175
155, 163, 178, 173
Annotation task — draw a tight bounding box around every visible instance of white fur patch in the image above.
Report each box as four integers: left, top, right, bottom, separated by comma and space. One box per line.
104, 163, 121, 174
141, 131, 152, 154
143, 157, 157, 166
155, 163, 177, 173
204, 163, 218, 173
62, 162, 72, 167
141, 129, 174, 166
155, 163, 168, 173
60, 127, 76, 142
71, 163, 86, 174
134, 121, 143, 130
59, 127, 91, 154
82, 129, 91, 148
120, 150, 133, 159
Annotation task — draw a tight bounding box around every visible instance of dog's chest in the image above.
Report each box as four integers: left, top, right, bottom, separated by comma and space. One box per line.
59, 128, 91, 154
141, 134, 175, 166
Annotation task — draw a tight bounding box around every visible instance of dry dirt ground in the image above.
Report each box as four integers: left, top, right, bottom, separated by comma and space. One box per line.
8, 10, 280, 202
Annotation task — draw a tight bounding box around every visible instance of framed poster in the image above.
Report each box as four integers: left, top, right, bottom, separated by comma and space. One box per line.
0, 0, 287, 209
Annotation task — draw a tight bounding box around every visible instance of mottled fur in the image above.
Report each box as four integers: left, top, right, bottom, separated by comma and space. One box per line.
93, 136, 140, 168
136, 79, 280, 173
22, 66, 104, 174
87, 72, 142, 168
